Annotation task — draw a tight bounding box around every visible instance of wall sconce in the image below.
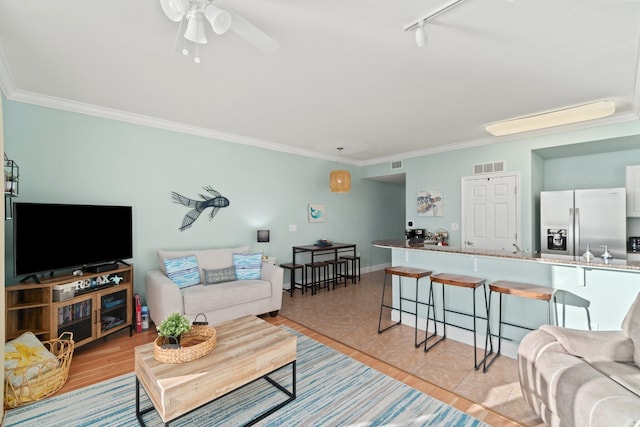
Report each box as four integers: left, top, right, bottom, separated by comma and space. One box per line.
257, 230, 270, 243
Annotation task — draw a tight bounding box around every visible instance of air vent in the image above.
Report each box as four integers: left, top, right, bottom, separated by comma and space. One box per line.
473, 161, 506, 175
390, 160, 403, 170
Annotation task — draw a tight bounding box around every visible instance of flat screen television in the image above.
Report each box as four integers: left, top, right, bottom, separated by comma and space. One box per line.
13, 202, 133, 280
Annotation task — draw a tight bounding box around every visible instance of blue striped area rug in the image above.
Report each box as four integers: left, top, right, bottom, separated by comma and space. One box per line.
4, 327, 488, 427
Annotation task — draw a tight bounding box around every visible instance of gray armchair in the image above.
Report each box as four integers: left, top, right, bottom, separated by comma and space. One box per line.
518, 292, 640, 427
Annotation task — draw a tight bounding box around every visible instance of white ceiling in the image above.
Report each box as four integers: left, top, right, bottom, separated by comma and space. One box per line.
1, 0, 640, 166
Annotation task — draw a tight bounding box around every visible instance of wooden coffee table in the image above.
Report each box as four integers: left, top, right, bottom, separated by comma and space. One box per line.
135, 315, 297, 426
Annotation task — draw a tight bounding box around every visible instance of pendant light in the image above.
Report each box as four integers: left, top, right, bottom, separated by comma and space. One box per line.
330, 147, 351, 193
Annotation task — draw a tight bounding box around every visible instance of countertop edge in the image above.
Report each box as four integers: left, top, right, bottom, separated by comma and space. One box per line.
372, 239, 640, 273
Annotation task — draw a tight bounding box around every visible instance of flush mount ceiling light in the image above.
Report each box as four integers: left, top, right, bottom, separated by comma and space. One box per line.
485, 100, 616, 136
404, 0, 467, 47
160, 0, 279, 63
330, 147, 351, 193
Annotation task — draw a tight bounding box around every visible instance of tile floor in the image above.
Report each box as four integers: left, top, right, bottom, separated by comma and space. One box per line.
279, 269, 545, 427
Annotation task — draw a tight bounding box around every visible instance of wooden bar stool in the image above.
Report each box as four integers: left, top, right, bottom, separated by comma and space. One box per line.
305, 261, 329, 295
325, 259, 347, 289
340, 255, 361, 284
483, 280, 554, 372
425, 273, 492, 370
378, 266, 433, 347
279, 263, 304, 297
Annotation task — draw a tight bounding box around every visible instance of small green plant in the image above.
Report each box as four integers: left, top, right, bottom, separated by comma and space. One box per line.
157, 311, 191, 338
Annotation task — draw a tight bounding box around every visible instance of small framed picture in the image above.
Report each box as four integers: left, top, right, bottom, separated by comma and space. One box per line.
417, 190, 443, 217
308, 204, 325, 222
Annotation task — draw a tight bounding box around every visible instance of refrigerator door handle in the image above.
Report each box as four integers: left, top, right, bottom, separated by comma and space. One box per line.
574, 208, 580, 256
568, 208, 575, 256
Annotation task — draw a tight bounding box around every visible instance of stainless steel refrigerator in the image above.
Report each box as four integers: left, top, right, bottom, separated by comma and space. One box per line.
540, 188, 627, 260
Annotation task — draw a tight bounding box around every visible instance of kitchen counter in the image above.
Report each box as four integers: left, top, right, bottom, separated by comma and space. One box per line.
372, 239, 640, 273
373, 238, 640, 355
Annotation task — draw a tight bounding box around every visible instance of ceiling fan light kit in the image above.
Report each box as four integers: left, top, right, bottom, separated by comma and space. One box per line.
159, 0, 280, 62
205, 4, 232, 35
184, 11, 207, 44
485, 100, 616, 136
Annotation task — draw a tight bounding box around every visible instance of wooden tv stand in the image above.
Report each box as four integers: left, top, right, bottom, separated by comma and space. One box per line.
5, 264, 133, 347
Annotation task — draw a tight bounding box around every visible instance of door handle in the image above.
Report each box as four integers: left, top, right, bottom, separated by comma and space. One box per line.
466, 241, 475, 246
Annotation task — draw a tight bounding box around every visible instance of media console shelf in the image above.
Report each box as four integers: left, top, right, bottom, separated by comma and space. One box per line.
6, 264, 133, 347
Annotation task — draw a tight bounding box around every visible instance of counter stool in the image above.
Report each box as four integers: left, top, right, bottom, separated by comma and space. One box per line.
425, 273, 492, 370
325, 259, 347, 289
482, 280, 554, 373
305, 261, 329, 295
340, 255, 361, 284
280, 263, 304, 297
378, 266, 433, 347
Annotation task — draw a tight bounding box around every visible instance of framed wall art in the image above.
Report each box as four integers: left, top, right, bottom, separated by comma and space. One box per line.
417, 190, 443, 217
308, 204, 325, 222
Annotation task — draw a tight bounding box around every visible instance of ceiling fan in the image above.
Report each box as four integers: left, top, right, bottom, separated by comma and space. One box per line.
160, 0, 280, 62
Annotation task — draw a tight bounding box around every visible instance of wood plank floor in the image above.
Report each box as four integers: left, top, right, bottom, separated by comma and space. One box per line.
55, 315, 522, 427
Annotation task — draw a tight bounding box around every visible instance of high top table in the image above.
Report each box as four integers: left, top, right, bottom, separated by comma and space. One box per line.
292, 242, 356, 265
135, 315, 297, 426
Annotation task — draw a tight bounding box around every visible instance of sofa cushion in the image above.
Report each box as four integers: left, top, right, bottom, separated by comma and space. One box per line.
157, 245, 250, 283
233, 252, 262, 280
163, 255, 200, 289
203, 267, 236, 285
181, 280, 271, 314
621, 292, 640, 367
540, 325, 634, 362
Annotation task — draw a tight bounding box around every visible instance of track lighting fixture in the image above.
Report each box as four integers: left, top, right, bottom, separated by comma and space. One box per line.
404, 0, 466, 47
415, 20, 426, 47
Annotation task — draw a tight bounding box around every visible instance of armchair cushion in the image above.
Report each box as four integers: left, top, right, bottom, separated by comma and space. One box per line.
539, 325, 634, 362
621, 292, 640, 367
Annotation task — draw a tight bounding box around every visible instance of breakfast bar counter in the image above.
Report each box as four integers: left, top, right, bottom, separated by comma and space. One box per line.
372, 239, 640, 273
372, 239, 640, 356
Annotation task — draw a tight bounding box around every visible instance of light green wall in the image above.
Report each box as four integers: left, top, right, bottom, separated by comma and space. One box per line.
2, 100, 404, 299
542, 147, 640, 190
364, 122, 640, 253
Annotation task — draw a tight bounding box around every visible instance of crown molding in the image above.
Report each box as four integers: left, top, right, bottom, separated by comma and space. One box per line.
4, 88, 362, 166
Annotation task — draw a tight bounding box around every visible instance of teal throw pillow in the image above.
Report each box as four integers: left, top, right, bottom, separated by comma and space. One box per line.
203, 266, 237, 285
163, 255, 200, 288
233, 252, 262, 280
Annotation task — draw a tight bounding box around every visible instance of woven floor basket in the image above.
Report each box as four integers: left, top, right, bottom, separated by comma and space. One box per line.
154, 325, 217, 364
4, 332, 75, 408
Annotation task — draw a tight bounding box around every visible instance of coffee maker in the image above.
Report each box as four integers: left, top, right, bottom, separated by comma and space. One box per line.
405, 228, 426, 243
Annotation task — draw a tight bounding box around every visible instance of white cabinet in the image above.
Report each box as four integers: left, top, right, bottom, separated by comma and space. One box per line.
626, 165, 640, 217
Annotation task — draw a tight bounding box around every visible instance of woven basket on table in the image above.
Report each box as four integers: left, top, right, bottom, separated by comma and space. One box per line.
4, 332, 75, 408
154, 325, 217, 364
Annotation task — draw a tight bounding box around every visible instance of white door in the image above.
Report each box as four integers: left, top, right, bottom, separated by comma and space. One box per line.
462, 173, 519, 251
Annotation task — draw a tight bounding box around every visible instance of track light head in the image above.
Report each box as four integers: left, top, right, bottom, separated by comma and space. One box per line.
415, 21, 426, 47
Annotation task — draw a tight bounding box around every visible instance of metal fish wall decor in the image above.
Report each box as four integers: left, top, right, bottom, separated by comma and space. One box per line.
172, 186, 230, 231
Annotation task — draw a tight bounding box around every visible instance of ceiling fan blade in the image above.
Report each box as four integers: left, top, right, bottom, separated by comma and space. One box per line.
228, 10, 280, 54
160, 0, 189, 22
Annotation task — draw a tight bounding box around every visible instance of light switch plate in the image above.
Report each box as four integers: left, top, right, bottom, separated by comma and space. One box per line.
289, 224, 297, 232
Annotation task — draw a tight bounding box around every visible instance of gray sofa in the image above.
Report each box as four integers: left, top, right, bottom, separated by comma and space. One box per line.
145, 245, 283, 326
518, 292, 640, 427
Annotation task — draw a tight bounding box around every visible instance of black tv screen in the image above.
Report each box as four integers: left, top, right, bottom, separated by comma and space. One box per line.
13, 203, 133, 277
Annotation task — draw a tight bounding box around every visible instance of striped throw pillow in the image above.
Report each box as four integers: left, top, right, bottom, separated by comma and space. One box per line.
163, 255, 200, 288
232, 252, 262, 280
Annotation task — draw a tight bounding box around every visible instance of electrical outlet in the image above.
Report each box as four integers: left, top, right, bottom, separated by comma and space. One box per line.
289, 224, 297, 232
